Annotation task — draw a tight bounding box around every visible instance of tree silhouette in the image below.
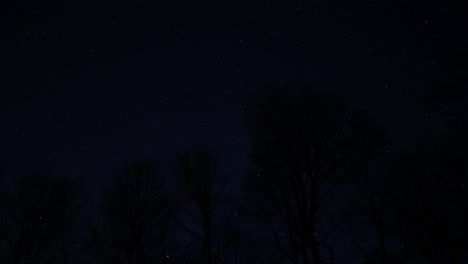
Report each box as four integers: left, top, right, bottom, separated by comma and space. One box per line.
172, 148, 228, 264
343, 113, 394, 264
82, 160, 174, 264
0, 171, 82, 264
243, 82, 364, 264
386, 141, 467, 264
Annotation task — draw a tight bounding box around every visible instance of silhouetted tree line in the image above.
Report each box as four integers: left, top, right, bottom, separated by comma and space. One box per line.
0, 82, 466, 263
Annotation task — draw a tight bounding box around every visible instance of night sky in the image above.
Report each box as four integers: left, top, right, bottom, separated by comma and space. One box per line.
2, 0, 465, 183
1, 1, 467, 262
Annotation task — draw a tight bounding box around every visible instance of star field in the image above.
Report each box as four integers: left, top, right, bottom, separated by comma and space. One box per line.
0, 1, 467, 262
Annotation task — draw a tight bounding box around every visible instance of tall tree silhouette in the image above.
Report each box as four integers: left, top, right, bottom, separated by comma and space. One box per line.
387, 141, 467, 264
172, 148, 227, 264
82, 160, 174, 264
344, 113, 394, 264
243, 83, 363, 264
0, 171, 82, 264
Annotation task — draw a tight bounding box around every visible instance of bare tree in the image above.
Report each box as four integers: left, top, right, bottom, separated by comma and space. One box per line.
172, 148, 228, 264
82, 160, 174, 264
243, 82, 364, 264
0, 171, 82, 264
343, 113, 394, 264
387, 142, 467, 264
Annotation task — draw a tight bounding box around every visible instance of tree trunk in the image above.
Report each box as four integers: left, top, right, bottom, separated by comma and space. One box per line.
204, 212, 213, 264
377, 218, 387, 264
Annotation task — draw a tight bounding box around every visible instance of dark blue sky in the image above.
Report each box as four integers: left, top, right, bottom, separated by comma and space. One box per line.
1, 0, 466, 187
